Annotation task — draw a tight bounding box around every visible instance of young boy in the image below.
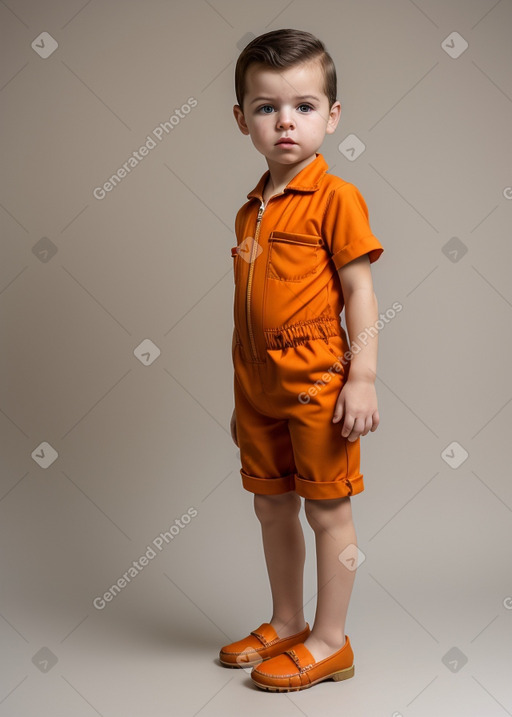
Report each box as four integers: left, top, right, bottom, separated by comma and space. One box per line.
219, 29, 384, 692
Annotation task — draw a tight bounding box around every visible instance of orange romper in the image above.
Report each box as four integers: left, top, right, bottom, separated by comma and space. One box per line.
230, 152, 384, 500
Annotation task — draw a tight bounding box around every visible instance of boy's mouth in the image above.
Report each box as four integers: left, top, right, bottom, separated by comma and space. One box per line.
276, 138, 296, 145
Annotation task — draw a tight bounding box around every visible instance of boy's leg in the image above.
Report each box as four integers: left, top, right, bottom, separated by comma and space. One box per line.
302, 496, 357, 662
253, 492, 308, 636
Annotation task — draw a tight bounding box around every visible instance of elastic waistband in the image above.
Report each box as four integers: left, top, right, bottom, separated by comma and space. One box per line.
264, 316, 341, 350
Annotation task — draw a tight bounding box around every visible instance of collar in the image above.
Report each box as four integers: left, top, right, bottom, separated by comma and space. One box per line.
246, 152, 329, 201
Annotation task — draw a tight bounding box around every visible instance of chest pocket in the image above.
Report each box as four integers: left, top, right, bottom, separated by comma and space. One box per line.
267, 231, 324, 281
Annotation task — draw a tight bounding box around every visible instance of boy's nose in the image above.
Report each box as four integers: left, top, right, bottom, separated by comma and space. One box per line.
277, 113, 295, 129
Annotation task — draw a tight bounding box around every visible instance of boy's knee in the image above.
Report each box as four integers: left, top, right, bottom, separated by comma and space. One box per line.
253, 491, 301, 523
304, 496, 352, 531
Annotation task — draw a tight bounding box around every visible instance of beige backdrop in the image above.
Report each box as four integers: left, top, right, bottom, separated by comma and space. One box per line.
1, 1, 512, 715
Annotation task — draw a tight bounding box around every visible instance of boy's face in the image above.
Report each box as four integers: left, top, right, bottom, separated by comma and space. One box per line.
233, 59, 341, 166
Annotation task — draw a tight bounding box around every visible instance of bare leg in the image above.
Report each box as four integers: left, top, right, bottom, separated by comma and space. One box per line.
302, 496, 357, 662
253, 492, 307, 637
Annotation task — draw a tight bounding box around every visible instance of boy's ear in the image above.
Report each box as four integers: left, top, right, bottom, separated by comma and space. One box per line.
233, 104, 250, 135
326, 100, 342, 135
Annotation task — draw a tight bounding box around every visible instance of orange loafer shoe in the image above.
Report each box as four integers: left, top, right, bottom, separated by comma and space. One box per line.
250, 635, 355, 691
219, 622, 310, 668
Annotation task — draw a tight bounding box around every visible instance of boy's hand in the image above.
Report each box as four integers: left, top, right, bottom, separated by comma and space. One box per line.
230, 407, 239, 446
332, 376, 380, 442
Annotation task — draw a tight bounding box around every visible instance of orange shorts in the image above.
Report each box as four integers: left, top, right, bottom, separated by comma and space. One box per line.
233, 330, 364, 501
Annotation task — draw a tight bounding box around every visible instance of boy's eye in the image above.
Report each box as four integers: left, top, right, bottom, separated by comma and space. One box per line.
256, 104, 314, 114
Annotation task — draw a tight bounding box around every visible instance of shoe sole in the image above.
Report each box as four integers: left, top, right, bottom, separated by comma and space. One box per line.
251, 663, 355, 691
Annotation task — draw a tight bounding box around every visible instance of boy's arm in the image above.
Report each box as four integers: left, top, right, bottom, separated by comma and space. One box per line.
333, 254, 380, 440
338, 254, 378, 381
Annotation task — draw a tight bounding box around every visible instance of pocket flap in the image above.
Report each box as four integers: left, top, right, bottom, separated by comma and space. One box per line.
269, 231, 323, 247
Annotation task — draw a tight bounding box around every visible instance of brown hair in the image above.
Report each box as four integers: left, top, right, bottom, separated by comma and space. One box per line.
234, 29, 337, 113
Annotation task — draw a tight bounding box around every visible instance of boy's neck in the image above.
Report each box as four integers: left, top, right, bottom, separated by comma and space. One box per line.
263, 153, 319, 204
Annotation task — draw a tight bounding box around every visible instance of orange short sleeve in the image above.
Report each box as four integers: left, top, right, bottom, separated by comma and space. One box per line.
322, 184, 384, 270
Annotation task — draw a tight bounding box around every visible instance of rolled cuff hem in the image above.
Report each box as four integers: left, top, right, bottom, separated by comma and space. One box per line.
332, 242, 384, 271
241, 469, 295, 495
240, 469, 364, 499
294, 472, 364, 500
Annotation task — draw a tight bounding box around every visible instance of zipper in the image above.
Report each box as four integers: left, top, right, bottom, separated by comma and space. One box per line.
246, 199, 265, 362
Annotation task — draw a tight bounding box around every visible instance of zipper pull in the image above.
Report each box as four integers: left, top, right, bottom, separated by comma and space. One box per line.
257, 200, 265, 220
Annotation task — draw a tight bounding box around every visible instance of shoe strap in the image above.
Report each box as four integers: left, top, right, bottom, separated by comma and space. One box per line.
249, 622, 279, 647
284, 643, 315, 671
